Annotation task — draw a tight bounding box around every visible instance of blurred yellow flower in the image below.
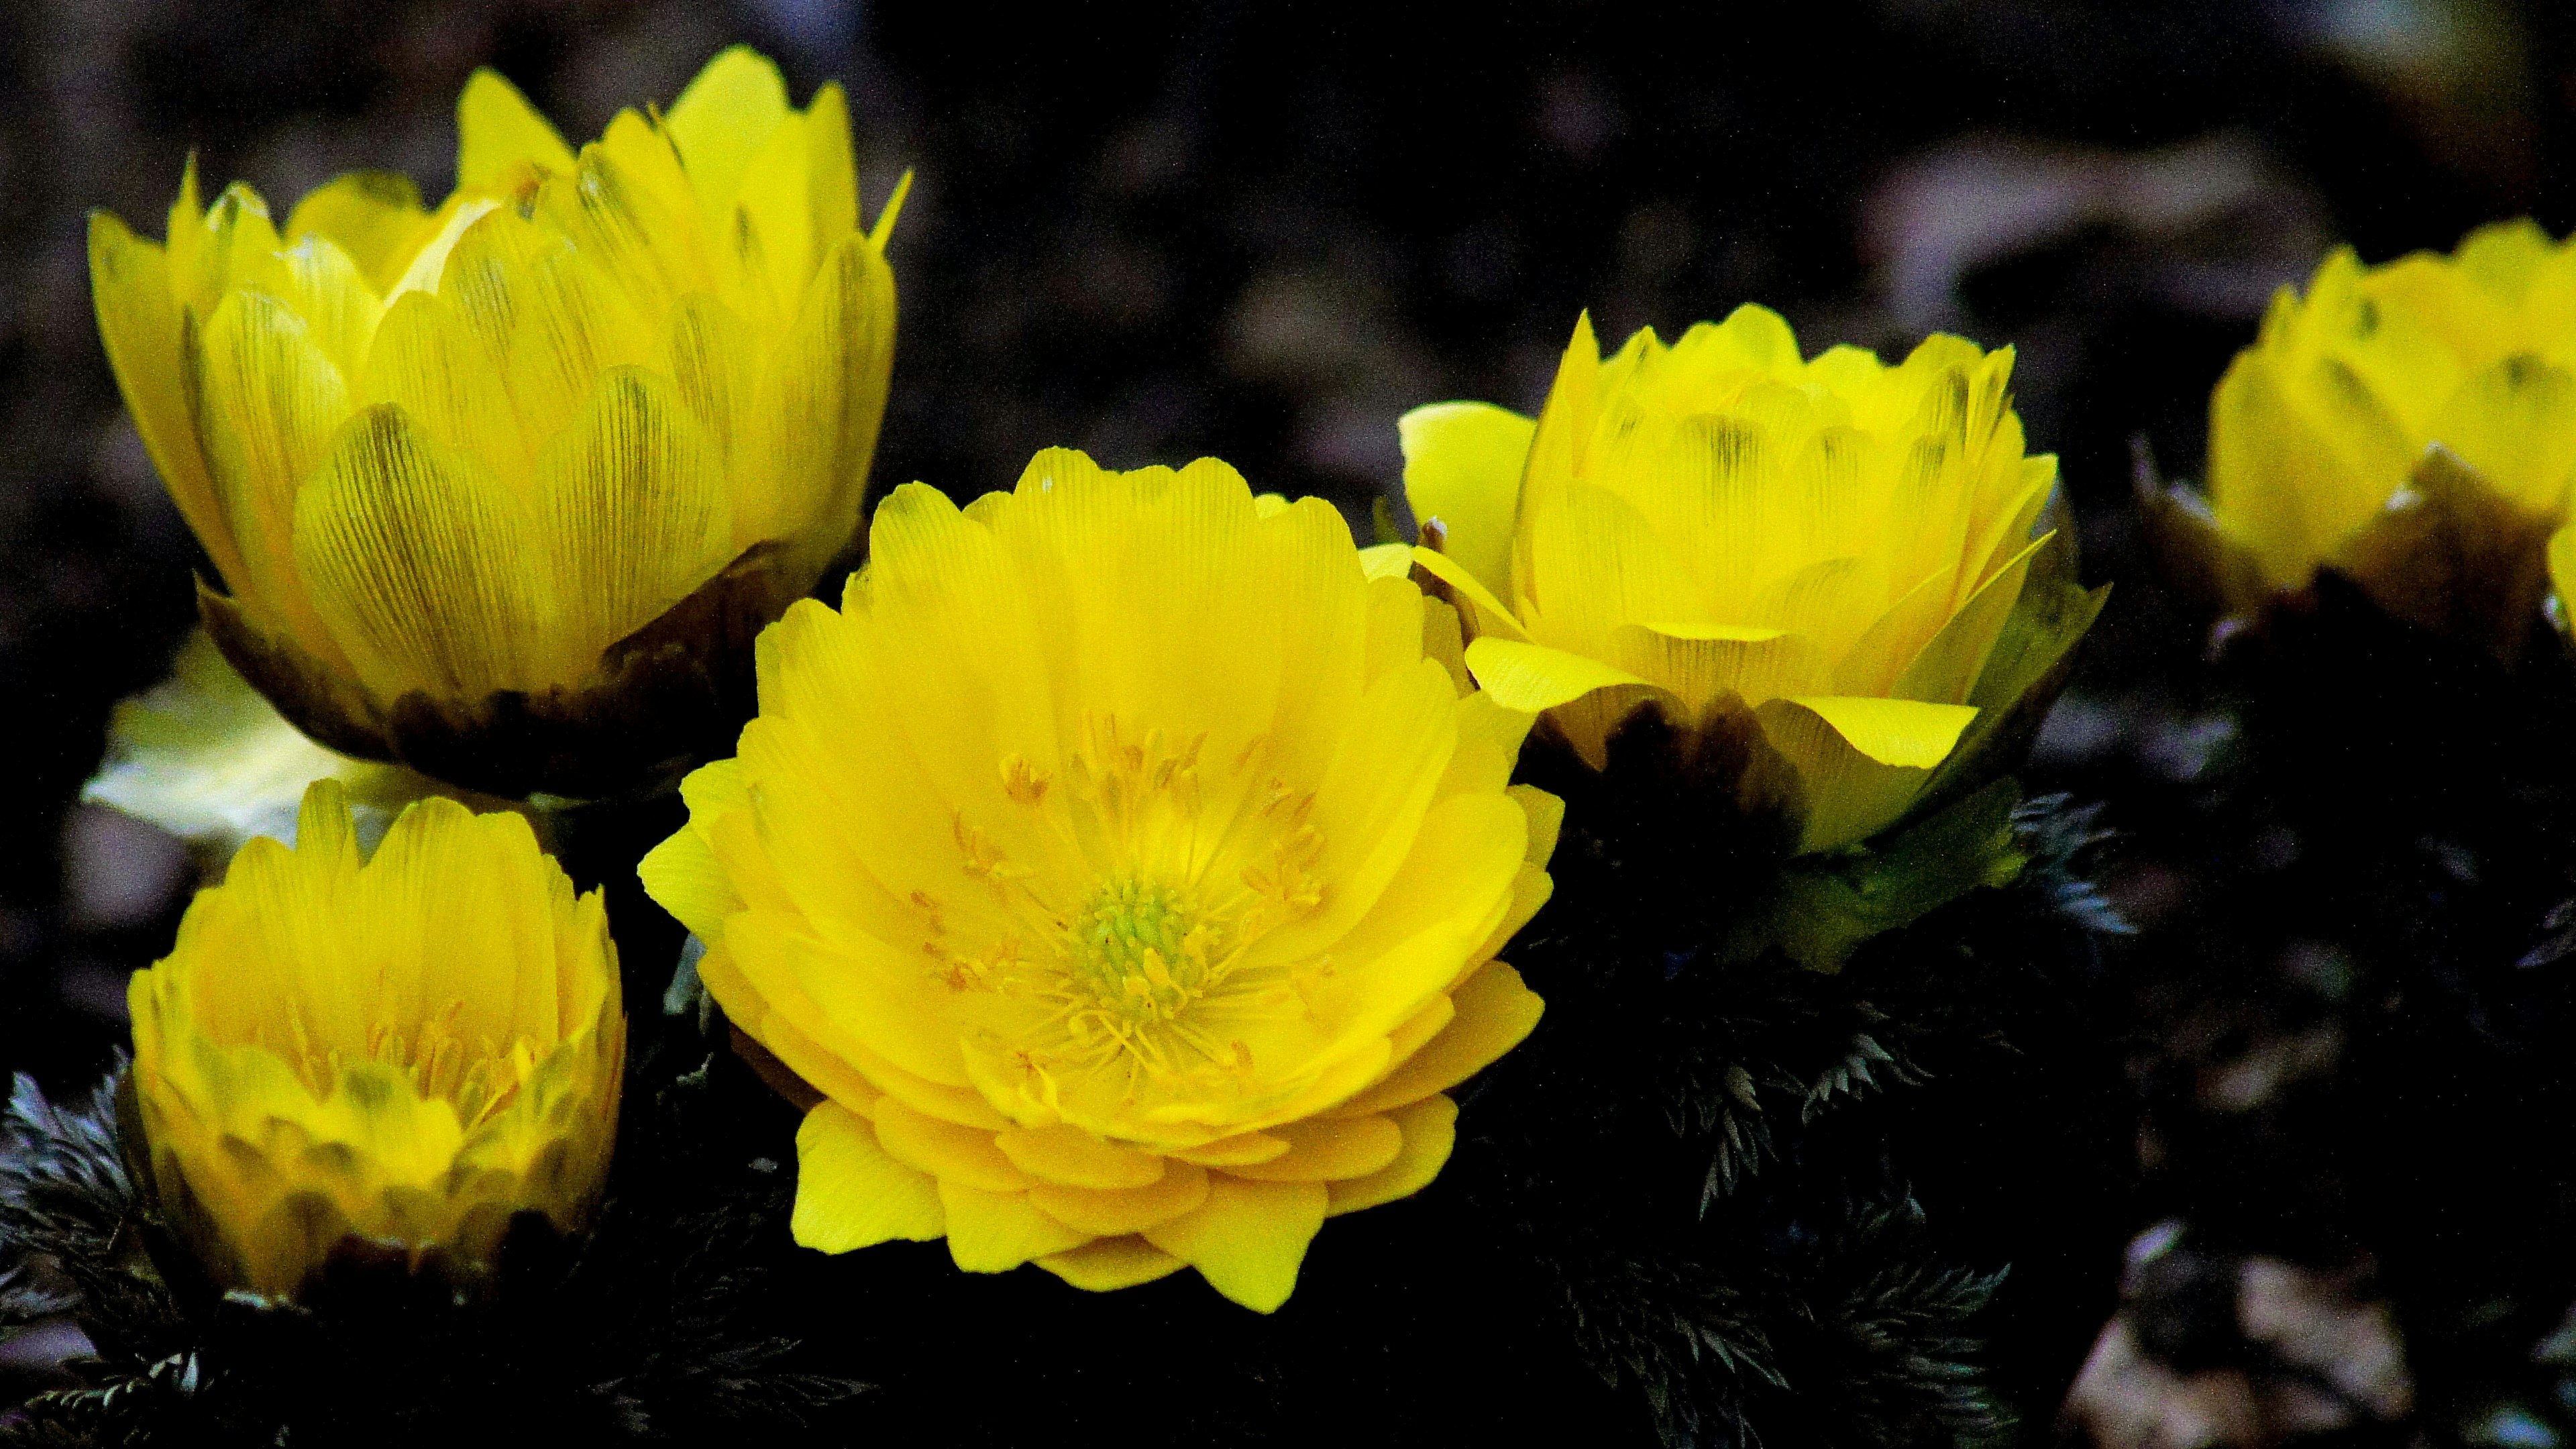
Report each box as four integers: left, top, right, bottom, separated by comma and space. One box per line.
128, 780, 624, 1300
1406, 307, 2088, 853
88, 46, 900, 797
2145, 219, 2576, 656
641, 450, 1554, 1312
2210, 220, 2576, 592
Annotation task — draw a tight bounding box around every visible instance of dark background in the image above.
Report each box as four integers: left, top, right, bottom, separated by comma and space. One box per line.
2, 1, 2569, 1440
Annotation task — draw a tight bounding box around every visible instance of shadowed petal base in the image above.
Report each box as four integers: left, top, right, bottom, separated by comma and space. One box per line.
201, 543, 807, 800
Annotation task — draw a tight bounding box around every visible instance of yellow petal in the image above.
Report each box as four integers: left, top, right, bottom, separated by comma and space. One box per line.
1607, 621, 1827, 716
1222, 1114, 1403, 1183
1752, 696, 1974, 852
1462, 636, 1649, 711
996, 1123, 1169, 1189
282, 171, 431, 294
1167, 1132, 1292, 1167
803, 82, 860, 258
743, 230, 894, 559
292, 404, 547, 701
530, 367, 735, 684
1326, 1094, 1460, 1216
455, 68, 574, 194
1409, 545, 1529, 641
1785, 694, 1978, 768
1890, 535, 2045, 706
870, 1096, 1030, 1192
939, 1181, 1089, 1273
1028, 1162, 1210, 1236
1141, 1176, 1329, 1313
359, 290, 527, 484
791, 1102, 945, 1253
191, 287, 352, 658
89, 211, 248, 592
1400, 400, 1538, 602
1033, 1236, 1187, 1293
667, 46, 793, 223
1509, 784, 1564, 865
1334, 961, 1544, 1118
2428, 354, 2576, 513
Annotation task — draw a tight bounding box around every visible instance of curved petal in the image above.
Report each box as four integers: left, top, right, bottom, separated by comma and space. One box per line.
1034, 1236, 1187, 1293
1028, 1162, 1210, 1236
291, 404, 548, 700
939, 1181, 1089, 1273
89, 211, 247, 591
1141, 1175, 1328, 1314
1400, 400, 1537, 602
455, 68, 575, 195
1324, 1093, 1459, 1217
790, 1100, 944, 1252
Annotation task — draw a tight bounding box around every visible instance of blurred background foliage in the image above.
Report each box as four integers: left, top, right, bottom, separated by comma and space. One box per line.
5, 0, 2576, 1441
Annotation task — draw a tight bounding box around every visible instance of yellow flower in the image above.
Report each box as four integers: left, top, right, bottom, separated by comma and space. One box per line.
87, 46, 901, 798
641, 449, 1555, 1312
2208, 220, 2576, 592
127, 780, 624, 1300
1405, 307, 2091, 854
2147, 219, 2576, 656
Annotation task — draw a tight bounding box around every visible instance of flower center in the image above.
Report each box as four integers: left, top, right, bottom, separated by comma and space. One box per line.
1068, 877, 1220, 1024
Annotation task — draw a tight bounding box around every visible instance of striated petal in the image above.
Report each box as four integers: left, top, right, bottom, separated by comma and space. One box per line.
190, 288, 352, 658
292, 404, 548, 700
1401, 400, 1538, 604
745, 229, 895, 559
455, 68, 575, 194
1752, 696, 1973, 852
1141, 1175, 1328, 1314
254, 235, 384, 391
663, 293, 759, 476
1891, 535, 2047, 706
1028, 1162, 1210, 1236
790, 1102, 945, 1252
1607, 621, 1826, 716
1222, 1114, 1403, 1183
1325, 1094, 1460, 1217
530, 366, 735, 686
89, 211, 247, 591
360, 290, 527, 484
1333, 961, 1544, 1118
1034, 1236, 1188, 1292
939, 1181, 1089, 1273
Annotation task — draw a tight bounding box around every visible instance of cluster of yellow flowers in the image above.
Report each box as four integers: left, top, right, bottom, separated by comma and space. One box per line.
115, 42, 2570, 1321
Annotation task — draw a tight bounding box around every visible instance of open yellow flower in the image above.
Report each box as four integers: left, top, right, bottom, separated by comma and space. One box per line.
641, 449, 1554, 1312
1406, 308, 2095, 854
2149, 220, 2576, 655
127, 780, 624, 1300
88, 46, 900, 798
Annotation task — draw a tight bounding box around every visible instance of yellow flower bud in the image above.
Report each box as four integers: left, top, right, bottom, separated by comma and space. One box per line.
127, 781, 624, 1301
1405, 307, 2099, 854
87, 47, 901, 798
641, 450, 1555, 1313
